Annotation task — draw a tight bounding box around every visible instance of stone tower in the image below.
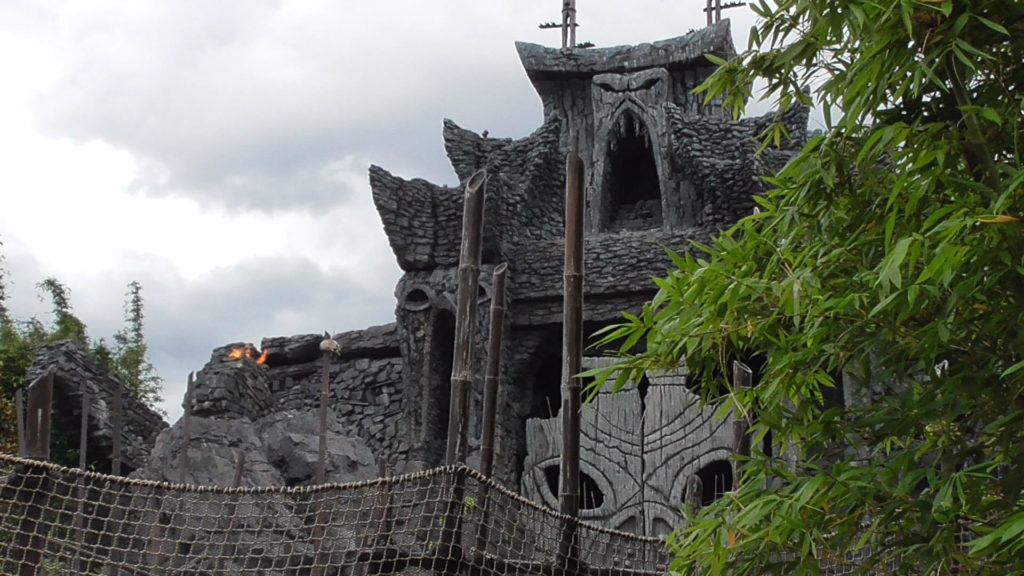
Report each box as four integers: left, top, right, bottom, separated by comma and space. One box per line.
369, 20, 808, 535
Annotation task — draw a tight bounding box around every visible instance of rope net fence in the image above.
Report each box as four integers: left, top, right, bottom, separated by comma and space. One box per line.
0, 452, 670, 576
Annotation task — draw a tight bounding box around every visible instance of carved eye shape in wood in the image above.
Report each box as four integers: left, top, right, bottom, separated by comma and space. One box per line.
542, 464, 606, 510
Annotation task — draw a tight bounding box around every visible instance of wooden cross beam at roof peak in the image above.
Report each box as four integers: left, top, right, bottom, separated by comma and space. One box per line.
704, 0, 745, 26
538, 0, 582, 49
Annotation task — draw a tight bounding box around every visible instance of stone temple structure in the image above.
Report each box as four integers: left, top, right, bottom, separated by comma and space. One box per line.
128, 19, 807, 537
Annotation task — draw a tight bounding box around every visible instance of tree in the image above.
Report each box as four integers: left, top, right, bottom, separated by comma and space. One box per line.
36, 277, 89, 346
111, 280, 163, 411
591, 0, 1024, 573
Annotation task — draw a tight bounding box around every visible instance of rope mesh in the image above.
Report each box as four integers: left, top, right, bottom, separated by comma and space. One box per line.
0, 452, 669, 575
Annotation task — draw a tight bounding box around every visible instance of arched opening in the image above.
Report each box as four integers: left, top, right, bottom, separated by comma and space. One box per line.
530, 353, 562, 419
543, 464, 606, 511
695, 460, 733, 506
402, 287, 431, 311
425, 311, 455, 466
602, 109, 662, 231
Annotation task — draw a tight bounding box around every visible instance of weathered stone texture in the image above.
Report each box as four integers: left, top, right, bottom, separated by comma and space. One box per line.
26, 340, 168, 474
153, 22, 809, 538
191, 344, 274, 420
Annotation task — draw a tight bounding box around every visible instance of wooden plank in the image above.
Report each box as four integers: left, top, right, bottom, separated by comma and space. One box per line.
643, 371, 734, 537
522, 362, 643, 533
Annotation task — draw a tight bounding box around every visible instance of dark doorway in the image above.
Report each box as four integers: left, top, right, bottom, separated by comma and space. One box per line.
543, 464, 606, 510
425, 311, 455, 466
530, 351, 563, 420
603, 109, 662, 231
695, 460, 733, 506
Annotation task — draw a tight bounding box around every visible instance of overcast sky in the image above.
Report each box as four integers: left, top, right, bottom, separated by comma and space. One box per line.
0, 1, 763, 421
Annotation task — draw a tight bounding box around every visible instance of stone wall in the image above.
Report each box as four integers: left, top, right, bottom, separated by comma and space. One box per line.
26, 340, 168, 474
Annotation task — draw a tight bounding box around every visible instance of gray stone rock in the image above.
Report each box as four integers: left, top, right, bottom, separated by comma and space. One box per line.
133, 416, 284, 487
26, 340, 168, 474
257, 409, 377, 486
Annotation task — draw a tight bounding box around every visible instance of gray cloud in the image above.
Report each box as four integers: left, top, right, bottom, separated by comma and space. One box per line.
29, 1, 548, 212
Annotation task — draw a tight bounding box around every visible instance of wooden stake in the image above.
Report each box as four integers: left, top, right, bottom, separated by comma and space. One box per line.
732, 361, 753, 487
73, 380, 89, 575
19, 370, 53, 576
559, 153, 585, 572
111, 385, 122, 476
78, 380, 89, 470
479, 262, 508, 478
686, 473, 703, 517
445, 168, 488, 466
475, 262, 508, 554
15, 388, 25, 457
318, 342, 330, 485
438, 169, 486, 575
179, 372, 194, 485
25, 370, 53, 461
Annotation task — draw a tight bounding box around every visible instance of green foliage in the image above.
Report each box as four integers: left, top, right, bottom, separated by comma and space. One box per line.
110, 281, 163, 412
0, 242, 166, 450
36, 278, 89, 346
590, 0, 1024, 573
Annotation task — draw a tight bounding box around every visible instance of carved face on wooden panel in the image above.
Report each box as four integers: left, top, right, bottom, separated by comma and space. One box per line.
520, 359, 737, 536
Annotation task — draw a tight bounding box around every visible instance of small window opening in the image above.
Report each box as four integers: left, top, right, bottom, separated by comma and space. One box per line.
603, 110, 662, 231
543, 465, 606, 510
530, 354, 562, 419
403, 287, 431, 311
695, 460, 733, 506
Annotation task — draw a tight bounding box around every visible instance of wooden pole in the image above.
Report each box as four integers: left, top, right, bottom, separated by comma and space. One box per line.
15, 387, 25, 457
479, 262, 508, 478
25, 371, 53, 461
318, 332, 337, 485
559, 153, 585, 573
179, 372, 194, 485
475, 262, 508, 554
438, 168, 486, 575
686, 473, 703, 518
19, 371, 53, 576
445, 168, 487, 466
732, 360, 753, 487
78, 380, 90, 470
111, 385, 122, 476
73, 380, 89, 575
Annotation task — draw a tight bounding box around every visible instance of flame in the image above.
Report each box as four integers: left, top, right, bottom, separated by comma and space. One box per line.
227, 347, 269, 365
